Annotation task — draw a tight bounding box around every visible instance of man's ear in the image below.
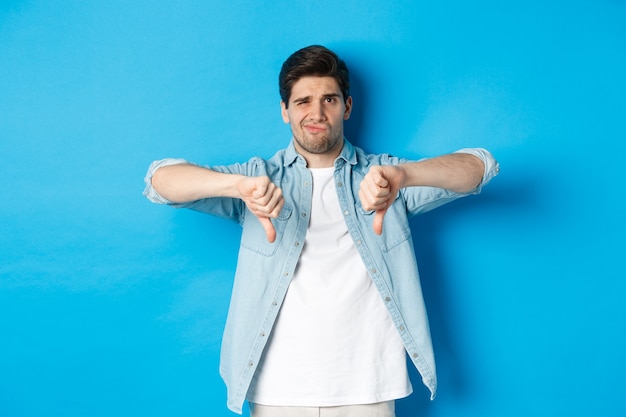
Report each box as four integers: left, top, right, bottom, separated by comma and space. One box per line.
280, 100, 290, 124
344, 96, 353, 120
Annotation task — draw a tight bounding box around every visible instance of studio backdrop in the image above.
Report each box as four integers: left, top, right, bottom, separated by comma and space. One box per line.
1, 1, 625, 416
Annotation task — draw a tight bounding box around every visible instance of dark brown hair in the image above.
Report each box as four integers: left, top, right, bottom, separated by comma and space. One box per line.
279, 45, 350, 107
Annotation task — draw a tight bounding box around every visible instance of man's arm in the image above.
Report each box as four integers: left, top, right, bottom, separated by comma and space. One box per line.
150, 163, 284, 242
152, 163, 243, 202
359, 151, 493, 235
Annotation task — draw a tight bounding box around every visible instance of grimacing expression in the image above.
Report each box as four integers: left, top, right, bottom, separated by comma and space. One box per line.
281, 76, 352, 161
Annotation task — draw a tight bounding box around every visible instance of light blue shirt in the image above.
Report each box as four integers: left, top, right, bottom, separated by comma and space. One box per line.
143, 140, 499, 414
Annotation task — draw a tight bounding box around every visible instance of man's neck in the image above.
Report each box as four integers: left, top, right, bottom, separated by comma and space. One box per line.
303, 153, 339, 168
294, 139, 344, 168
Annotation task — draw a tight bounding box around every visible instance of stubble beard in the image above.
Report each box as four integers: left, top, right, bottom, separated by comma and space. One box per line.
292, 124, 343, 156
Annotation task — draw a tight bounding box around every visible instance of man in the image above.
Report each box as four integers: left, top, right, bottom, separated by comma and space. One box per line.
144, 45, 499, 416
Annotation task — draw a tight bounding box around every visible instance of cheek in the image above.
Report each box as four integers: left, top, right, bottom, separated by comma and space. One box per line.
290, 111, 307, 126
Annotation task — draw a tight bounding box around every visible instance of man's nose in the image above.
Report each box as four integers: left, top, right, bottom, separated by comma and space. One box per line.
309, 101, 326, 121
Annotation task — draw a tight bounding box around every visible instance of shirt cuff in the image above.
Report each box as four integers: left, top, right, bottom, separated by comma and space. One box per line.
453, 148, 500, 193
142, 158, 189, 204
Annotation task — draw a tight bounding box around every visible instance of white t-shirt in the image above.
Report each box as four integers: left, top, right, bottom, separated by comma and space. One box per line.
247, 167, 412, 406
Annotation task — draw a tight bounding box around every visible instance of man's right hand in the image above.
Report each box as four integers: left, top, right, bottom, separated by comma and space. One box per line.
237, 176, 284, 243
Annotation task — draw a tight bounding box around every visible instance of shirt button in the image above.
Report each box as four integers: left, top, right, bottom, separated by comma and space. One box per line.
343, 210, 349, 215
337, 182, 343, 187
301, 212, 307, 217
384, 297, 391, 302
412, 352, 419, 358
295, 241, 300, 247
355, 240, 362, 245
304, 181, 310, 186
399, 325, 405, 331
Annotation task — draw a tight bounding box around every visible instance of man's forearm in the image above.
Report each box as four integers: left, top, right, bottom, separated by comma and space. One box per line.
151, 163, 245, 203
399, 153, 485, 193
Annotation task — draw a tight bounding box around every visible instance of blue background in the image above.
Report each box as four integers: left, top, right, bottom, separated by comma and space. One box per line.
1, 1, 625, 416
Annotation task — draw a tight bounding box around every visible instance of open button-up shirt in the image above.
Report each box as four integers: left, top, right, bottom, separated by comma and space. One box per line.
143, 140, 499, 414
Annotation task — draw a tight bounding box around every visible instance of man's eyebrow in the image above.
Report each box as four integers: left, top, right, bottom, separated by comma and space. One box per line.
292, 93, 341, 103
292, 95, 312, 103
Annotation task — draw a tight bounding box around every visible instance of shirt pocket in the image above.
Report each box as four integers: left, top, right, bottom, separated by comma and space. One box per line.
356, 198, 411, 253
240, 205, 293, 256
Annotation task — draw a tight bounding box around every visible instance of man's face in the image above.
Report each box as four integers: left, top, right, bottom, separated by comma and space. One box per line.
281, 76, 352, 166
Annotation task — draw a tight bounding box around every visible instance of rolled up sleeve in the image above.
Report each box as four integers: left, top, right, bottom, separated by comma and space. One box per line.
142, 158, 189, 204
453, 148, 500, 193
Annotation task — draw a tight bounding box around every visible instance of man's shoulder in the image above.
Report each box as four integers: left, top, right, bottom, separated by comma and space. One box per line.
352, 145, 404, 167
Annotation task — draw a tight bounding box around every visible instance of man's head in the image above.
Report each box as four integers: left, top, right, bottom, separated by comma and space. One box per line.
279, 45, 350, 107
278, 46, 353, 167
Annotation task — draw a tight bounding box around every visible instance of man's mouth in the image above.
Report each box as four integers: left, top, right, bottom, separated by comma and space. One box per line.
304, 124, 327, 134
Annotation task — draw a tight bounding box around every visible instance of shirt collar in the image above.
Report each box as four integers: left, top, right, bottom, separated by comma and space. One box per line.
283, 138, 357, 167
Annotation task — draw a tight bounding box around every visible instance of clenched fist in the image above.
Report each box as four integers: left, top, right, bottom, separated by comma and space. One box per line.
237, 176, 285, 243
358, 165, 406, 235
